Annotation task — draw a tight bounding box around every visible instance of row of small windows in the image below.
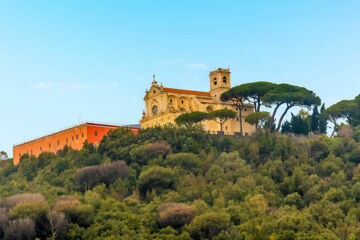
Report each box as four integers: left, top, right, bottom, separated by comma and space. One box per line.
18, 131, 99, 157
213, 76, 227, 85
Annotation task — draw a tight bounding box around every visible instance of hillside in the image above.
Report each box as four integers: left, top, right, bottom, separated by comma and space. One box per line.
1, 126, 360, 239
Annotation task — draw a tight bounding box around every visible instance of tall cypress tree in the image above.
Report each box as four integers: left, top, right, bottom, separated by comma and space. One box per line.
310, 106, 320, 133
319, 104, 328, 134
291, 113, 310, 135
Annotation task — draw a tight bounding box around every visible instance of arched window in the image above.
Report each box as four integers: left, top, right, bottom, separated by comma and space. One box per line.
152, 105, 158, 115
223, 76, 227, 84
94, 131, 98, 137
206, 106, 214, 112
213, 77, 217, 85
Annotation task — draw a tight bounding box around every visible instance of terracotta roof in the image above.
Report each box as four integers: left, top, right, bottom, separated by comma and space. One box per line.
163, 87, 211, 97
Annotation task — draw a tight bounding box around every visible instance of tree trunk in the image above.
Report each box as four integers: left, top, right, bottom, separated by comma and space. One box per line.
253, 101, 258, 113
331, 127, 336, 137
347, 116, 352, 127
330, 119, 337, 137
233, 100, 244, 136
257, 98, 261, 112
270, 104, 282, 133
275, 104, 293, 132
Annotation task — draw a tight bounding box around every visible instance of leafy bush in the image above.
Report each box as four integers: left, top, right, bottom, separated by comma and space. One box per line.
187, 211, 231, 239
130, 141, 172, 165
0, 208, 7, 238
4, 218, 36, 240
284, 192, 304, 209
349, 146, 360, 163
138, 166, 174, 196
157, 203, 195, 228
2, 193, 45, 209
309, 137, 330, 161
8, 201, 48, 220
3, 126, 360, 238
164, 153, 202, 174
53, 196, 93, 226
74, 161, 129, 191
19, 157, 39, 181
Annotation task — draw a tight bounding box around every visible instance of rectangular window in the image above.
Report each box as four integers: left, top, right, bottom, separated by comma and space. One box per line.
58, 140, 60, 145
72, 136, 74, 141
82, 133, 84, 138
94, 131, 98, 136
40, 147, 42, 151
66, 138, 68, 144
76, 134, 78, 140
49, 143, 51, 148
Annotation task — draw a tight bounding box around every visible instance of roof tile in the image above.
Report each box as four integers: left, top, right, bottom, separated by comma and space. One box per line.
163, 87, 211, 97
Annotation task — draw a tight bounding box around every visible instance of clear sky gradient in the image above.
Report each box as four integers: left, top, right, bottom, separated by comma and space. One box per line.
1, 0, 360, 157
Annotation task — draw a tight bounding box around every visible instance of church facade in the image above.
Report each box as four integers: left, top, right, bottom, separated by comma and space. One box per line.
140, 68, 255, 135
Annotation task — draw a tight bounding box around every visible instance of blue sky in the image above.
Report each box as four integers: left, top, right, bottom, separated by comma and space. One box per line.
1, 0, 360, 157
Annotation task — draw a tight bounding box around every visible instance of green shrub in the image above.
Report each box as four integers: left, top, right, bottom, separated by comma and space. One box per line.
53, 196, 93, 226
130, 141, 172, 165
157, 203, 195, 228
74, 161, 129, 191
8, 201, 48, 220
37, 152, 56, 169
353, 126, 360, 142
284, 192, 304, 209
309, 137, 330, 161
187, 211, 231, 239
138, 166, 174, 196
2, 193, 45, 209
19, 157, 38, 181
349, 146, 360, 163
324, 188, 346, 203
4, 218, 36, 240
164, 153, 202, 174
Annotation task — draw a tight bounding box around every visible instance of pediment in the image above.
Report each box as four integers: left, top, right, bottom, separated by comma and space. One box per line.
144, 84, 163, 99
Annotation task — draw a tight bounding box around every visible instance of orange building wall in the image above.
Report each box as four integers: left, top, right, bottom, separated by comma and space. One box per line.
86, 123, 139, 146
13, 123, 139, 165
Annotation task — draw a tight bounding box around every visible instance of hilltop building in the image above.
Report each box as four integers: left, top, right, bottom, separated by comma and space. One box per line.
140, 68, 255, 135
13, 123, 139, 165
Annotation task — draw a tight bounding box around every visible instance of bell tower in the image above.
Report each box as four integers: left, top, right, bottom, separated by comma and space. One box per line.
209, 68, 231, 98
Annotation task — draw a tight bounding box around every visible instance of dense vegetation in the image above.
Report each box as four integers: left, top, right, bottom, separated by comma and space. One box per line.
1, 82, 360, 239
2, 125, 360, 239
